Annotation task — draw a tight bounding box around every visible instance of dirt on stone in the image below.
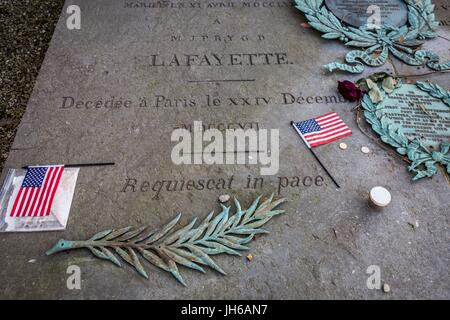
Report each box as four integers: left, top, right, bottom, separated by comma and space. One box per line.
0, 0, 65, 172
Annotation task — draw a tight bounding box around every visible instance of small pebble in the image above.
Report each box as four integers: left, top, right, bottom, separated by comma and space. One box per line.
339, 143, 348, 150
361, 146, 370, 154
382, 283, 391, 293
28, 259, 36, 263
408, 220, 419, 229
246, 254, 253, 262
218, 194, 230, 203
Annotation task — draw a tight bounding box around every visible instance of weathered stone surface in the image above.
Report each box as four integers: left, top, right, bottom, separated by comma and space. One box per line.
0, 0, 449, 299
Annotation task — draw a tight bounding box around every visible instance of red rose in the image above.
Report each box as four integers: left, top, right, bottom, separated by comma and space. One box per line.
338, 80, 363, 102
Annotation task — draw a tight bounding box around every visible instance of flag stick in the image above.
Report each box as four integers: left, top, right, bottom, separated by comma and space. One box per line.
22, 162, 115, 169
291, 122, 340, 189
307, 148, 340, 189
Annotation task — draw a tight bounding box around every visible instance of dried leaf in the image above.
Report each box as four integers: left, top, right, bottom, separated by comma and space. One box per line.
366, 78, 384, 103
382, 77, 397, 94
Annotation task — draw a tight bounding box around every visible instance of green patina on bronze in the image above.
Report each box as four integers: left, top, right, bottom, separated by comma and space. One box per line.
46, 195, 287, 286
361, 80, 450, 180
295, 0, 450, 73
324, 0, 408, 28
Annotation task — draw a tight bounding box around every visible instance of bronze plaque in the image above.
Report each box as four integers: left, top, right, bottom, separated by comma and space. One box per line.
378, 84, 450, 149
325, 0, 408, 28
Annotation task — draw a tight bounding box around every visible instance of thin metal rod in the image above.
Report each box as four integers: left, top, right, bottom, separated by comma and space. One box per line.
22, 162, 115, 169
308, 148, 340, 189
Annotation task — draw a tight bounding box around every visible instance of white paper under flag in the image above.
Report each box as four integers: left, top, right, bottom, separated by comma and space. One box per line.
0, 165, 79, 232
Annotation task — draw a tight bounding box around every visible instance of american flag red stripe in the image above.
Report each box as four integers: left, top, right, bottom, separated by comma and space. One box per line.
293, 112, 352, 148
43, 166, 64, 216
9, 165, 65, 217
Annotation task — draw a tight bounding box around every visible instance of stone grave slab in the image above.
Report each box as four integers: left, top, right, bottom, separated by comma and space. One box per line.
0, 0, 449, 299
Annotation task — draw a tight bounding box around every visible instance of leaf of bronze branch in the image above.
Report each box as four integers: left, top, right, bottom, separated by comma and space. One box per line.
104, 226, 132, 241
162, 247, 205, 273
117, 225, 148, 242
146, 213, 181, 244
89, 229, 113, 241
163, 217, 197, 245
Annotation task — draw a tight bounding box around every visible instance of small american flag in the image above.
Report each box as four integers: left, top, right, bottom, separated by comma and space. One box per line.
292, 112, 352, 148
9, 165, 64, 217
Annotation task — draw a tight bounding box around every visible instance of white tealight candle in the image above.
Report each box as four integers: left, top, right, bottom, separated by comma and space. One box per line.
369, 186, 392, 208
